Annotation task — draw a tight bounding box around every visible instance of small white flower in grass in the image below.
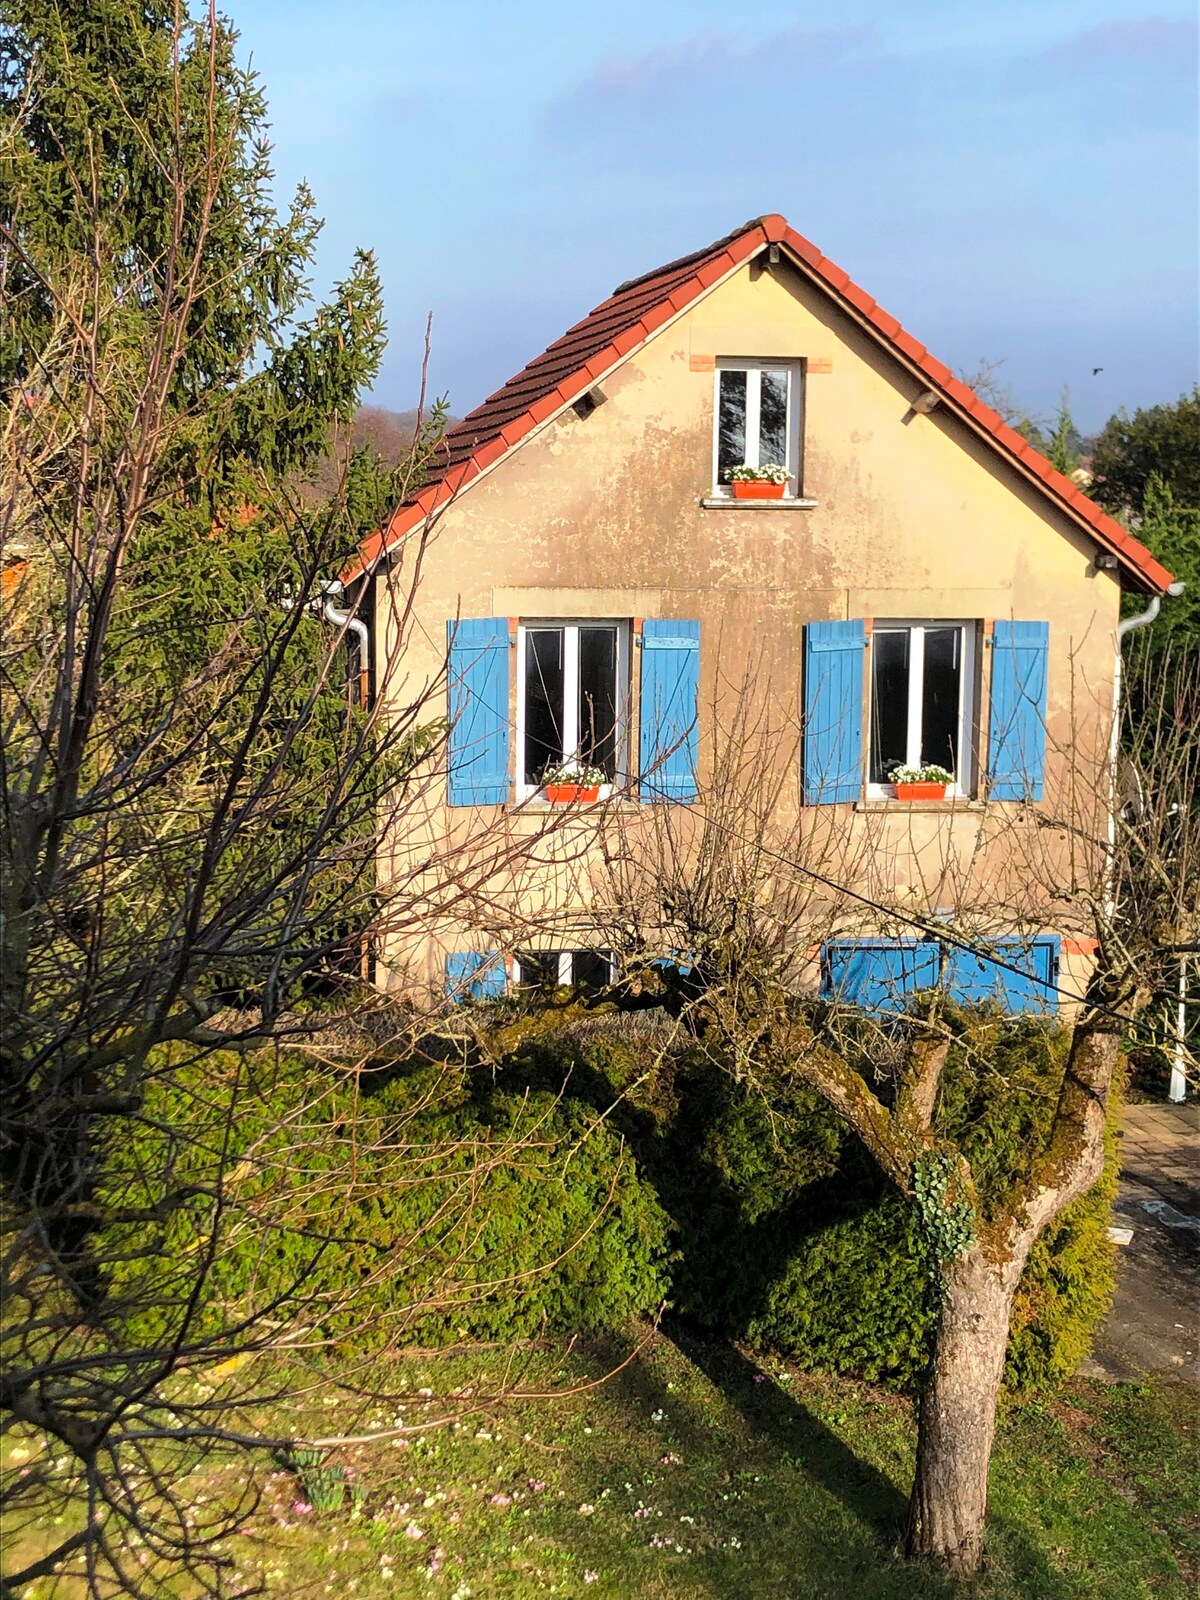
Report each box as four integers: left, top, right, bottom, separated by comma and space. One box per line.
650, 1409, 665, 1424
578, 1502, 594, 1515
583, 1573, 599, 1584
405, 1521, 424, 1539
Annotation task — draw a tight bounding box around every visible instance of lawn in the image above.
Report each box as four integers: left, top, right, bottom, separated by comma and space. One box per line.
5, 1331, 1196, 1599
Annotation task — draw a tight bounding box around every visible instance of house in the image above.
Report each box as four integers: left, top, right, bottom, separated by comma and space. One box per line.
343, 214, 1174, 1011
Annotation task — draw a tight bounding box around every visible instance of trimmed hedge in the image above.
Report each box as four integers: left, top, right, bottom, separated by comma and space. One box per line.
102, 1052, 671, 1349
512, 1009, 1119, 1396
103, 1008, 1117, 1391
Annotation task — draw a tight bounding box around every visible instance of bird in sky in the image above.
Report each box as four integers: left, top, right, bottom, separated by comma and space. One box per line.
1092, 367, 1104, 375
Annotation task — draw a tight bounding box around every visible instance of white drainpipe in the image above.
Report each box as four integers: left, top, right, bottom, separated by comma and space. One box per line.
319, 580, 370, 705
1171, 956, 1190, 1104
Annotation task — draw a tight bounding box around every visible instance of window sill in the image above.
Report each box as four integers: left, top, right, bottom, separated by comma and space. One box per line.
508, 796, 642, 814
699, 496, 818, 510
855, 798, 985, 813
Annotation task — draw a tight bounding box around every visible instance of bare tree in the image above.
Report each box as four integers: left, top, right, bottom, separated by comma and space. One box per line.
0, 10, 640, 1593
598, 650, 1198, 1575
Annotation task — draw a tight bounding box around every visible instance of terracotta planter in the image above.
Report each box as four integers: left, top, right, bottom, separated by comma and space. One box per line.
894, 782, 948, 802
544, 783, 601, 803
731, 479, 787, 500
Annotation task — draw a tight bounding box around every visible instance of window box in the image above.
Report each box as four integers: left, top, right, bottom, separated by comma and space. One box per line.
731, 479, 787, 501
544, 782, 601, 804
893, 781, 948, 802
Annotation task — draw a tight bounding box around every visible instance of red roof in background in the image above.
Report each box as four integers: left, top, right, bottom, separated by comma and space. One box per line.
346, 214, 1173, 593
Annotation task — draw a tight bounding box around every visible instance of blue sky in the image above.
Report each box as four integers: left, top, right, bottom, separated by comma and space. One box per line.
233, 0, 1198, 434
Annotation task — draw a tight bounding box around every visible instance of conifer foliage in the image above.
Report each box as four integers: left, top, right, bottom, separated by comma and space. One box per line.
0, 6, 470, 1592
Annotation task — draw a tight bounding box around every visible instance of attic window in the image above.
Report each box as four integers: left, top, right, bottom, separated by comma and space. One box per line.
714, 359, 804, 497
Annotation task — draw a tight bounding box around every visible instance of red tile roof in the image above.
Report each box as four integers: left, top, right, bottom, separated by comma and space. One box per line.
345, 214, 1173, 593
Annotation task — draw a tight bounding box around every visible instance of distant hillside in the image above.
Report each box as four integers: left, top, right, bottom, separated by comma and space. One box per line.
302, 405, 458, 501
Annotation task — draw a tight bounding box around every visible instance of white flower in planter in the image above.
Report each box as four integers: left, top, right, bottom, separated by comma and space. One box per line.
728, 462, 791, 483
542, 762, 606, 787
888, 763, 954, 784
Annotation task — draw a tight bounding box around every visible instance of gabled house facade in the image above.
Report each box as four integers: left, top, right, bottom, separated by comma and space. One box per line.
344, 214, 1174, 1011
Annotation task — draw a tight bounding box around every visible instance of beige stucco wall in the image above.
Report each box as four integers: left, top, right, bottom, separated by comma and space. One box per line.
370, 255, 1121, 1001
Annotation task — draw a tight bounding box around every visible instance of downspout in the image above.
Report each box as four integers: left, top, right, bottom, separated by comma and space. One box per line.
316, 579, 373, 985
319, 580, 370, 707
1112, 579, 1188, 1097
1173, 957, 1190, 1104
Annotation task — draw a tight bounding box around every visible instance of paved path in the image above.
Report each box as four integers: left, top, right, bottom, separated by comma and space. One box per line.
1082, 1102, 1199, 1382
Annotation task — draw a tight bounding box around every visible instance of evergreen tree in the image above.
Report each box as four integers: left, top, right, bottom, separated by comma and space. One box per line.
0, 11, 460, 1590
1093, 387, 1200, 519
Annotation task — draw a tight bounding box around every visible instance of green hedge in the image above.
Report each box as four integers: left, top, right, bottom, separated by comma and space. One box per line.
514, 1010, 1118, 1396
102, 1010, 1117, 1390
101, 1052, 671, 1349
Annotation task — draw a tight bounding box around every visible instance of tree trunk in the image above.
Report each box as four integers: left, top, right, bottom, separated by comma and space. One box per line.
904, 1245, 1016, 1575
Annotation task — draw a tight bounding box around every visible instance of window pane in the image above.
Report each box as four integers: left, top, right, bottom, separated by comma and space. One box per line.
571, 950, 612, 990
578, 626, 618, 779
518, 952, 560, 988
921, 627, 962, 776
870, 630, 910, 783
758, 369, 788, 470
717, 369, 747, 482
524, 628, 563, 784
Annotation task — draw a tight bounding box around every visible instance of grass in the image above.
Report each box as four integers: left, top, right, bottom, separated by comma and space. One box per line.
5, 1332, 1196, 1599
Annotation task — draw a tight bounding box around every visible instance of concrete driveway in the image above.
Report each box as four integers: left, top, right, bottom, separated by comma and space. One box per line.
1082, 1102, 1199, 1383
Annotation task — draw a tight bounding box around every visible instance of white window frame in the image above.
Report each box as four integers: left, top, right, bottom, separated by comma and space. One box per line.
867, 621, 977, 799
514, 950, 616, 987
712, 359, 804, 497
515, 619, 630, 801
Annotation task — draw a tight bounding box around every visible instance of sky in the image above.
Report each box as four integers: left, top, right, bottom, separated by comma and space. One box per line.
232, 0, 1198, 435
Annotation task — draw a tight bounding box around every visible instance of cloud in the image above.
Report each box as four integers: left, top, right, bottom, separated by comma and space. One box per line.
576, 22, 882, 102
1033, 15, 1198, 72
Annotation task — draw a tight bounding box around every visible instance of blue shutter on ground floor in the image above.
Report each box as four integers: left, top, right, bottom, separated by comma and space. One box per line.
821, 940, 940, 1014
445, 951, 506, 1001
639, 620, 700, 801
803, 620, 865, 804
447, 618, 510, 806
943, 937, 1058, 1014
987, 620, 1049, 801
822, 936, 1060, 1016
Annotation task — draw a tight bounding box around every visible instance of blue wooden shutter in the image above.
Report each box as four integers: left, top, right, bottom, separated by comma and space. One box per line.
445, 951, 506, 1001
639, 619, 700, 801
943, 937, 1058, 1014
447, 618, 510, 806
803, 620, 865, 804
988, 620, 1049, 801
822, 939, 940, 1014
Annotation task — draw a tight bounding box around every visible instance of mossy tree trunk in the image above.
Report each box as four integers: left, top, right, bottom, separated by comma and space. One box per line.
901, 1021, 1120, 1574
774, 1010, 1122, 1576
904, 1247, 1018, 1572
